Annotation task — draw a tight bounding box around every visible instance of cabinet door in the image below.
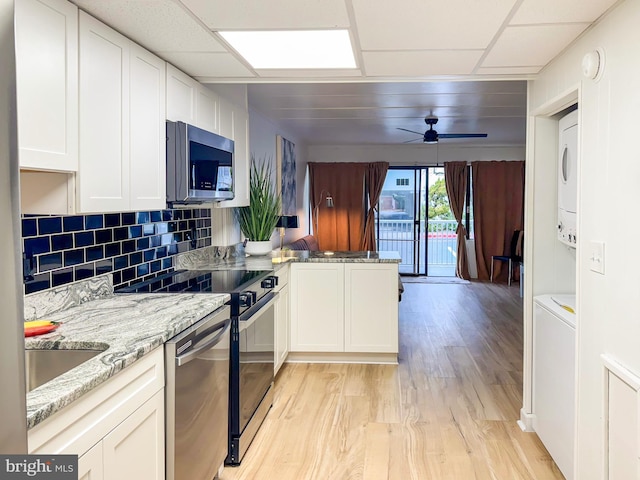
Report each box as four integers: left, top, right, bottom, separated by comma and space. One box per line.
78, 12, 130, 213
129, 44, 166, 211
275, 283, 290, 374
103, 389, 164, 480
165, 63, 197, 125
218, 97, 235, 140
196, 85, 219, 133
290, 264, 344, 352
15, 0, 78, 172
344, 264, 399, 353
78, 442, 103, 480
220, 108, 249, 207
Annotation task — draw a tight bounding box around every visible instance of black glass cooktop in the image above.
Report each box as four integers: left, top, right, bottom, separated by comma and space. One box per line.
116, 269, 272, 294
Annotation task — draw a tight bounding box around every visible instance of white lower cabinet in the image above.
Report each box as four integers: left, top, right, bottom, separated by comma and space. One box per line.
77, 390, 163, 480
289, 263, 399, 358
78, 442, 103, 480
290, 263, 345, 352
344, 264, 398, 353
29, 348, 165, 480
103, 390, 164, 480
274, 266, 290, 375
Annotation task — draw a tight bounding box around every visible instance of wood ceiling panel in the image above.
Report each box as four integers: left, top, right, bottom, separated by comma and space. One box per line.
352, 0, 518, 50
251, 93, 527, 111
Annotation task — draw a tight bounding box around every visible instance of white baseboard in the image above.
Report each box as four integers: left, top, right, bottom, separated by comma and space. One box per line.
518, 408, 536, 432
286, 351, 398, 365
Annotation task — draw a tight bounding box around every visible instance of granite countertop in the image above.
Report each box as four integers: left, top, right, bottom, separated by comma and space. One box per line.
25, 289, 229, 429
177, 246, 401, 271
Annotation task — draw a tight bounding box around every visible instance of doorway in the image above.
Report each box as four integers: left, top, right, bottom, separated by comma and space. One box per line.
376, 167, 456, 276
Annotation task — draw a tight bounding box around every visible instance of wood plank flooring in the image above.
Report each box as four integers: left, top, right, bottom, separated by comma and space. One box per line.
220, 281, 564, 480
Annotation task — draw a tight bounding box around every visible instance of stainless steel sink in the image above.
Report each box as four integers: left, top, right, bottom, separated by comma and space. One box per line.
25, 349, 104, 392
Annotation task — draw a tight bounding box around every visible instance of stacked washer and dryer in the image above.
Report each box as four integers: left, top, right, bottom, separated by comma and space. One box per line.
532, 108, 578, 480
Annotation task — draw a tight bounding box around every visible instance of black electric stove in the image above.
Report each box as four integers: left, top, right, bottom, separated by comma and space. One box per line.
117, 267, 278, 466
116, 269, 276, 316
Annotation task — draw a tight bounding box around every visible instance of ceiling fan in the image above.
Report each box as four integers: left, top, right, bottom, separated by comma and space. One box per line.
398, 116, 488, 144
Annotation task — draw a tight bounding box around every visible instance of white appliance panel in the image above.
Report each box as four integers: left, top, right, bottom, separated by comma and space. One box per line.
558, 109, 578, 247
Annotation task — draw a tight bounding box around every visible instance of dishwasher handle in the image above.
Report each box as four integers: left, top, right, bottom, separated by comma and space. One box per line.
176, 319, 230, 367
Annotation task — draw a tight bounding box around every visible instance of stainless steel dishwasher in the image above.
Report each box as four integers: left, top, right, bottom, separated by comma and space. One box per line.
165, 305, 231, 480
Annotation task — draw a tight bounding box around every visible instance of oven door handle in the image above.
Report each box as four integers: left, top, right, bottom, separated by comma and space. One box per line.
176, 319, 230, 367
238, 292, 277, 330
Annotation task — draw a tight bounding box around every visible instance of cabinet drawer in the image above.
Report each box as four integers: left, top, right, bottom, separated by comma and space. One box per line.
29, 347, 164, 456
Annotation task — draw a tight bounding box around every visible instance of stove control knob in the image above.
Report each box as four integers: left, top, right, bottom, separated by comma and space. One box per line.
261, 276, 277, 289
239, 292, 254, 307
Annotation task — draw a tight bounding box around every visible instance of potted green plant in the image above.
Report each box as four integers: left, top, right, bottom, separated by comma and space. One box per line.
236, 156, 281, 255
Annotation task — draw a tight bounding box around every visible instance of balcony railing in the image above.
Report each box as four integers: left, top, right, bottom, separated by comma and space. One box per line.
377, 219, 458, 275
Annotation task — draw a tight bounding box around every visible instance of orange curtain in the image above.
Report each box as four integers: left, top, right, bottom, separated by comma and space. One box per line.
472, 161, 525, 281
444, 161, 470, 280
360, 162, 389, 251
308, 162, 368, 250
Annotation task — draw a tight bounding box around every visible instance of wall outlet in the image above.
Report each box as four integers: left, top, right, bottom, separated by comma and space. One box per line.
589, 241, 605, 274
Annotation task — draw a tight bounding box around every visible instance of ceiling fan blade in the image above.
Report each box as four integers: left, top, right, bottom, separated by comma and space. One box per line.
402, 138, 424, 144
438, 133, 488, 139
397, 127, 424, 135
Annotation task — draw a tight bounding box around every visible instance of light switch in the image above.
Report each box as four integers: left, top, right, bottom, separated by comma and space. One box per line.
590, 241, 605, 274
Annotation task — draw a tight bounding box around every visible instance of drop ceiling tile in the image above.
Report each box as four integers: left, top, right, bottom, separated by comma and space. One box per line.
511, 0, 619, 24
160, 52, 256, 77
352, 0, 518, 50
477, 66, 542, 75
180, 0, 350, 29
482, 24, 589, 67
72, 0, 226, 52
363, 50, 484, 76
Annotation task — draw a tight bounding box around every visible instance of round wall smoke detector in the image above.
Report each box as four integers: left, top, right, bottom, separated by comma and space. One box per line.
582, 48, 604, 81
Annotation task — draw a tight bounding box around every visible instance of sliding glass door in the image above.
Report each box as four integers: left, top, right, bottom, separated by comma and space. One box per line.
376, 167, 457, 276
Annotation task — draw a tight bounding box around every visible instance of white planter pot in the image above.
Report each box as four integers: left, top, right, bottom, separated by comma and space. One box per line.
245, 240, 273, 256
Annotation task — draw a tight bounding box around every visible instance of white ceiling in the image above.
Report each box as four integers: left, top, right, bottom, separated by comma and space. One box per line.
71, 0, 620, 146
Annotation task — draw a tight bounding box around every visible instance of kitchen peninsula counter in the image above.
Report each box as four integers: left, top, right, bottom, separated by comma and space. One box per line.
172, 247, 403, 364
24, 279, 229, 429
176, 248, 402, 271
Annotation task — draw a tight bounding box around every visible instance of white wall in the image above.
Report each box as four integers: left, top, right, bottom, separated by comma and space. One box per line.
308, 144, 525, 165
249, 108, 307, 247
528, 0, 640, 477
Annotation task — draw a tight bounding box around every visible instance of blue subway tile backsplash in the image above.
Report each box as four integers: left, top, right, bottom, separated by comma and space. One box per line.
22, 208, 213, 294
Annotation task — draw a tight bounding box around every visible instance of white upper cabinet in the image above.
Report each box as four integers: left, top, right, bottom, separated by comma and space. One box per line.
215, 97, 249, 208
166, 64, 197, 125
15, 0, 78, 172
78, 11, 130, 212
166, 64, 219, 133
78, 12, 166, 213
196, 86, 219, 133
129, 44, 166, 211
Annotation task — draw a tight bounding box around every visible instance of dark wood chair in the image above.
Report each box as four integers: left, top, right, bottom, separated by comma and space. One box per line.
490, 230, 523, 286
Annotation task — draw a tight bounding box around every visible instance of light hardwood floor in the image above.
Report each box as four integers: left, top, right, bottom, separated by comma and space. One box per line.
221, 281, 564, 480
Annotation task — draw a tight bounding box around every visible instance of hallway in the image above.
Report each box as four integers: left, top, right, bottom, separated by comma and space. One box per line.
221, 281, 564, 479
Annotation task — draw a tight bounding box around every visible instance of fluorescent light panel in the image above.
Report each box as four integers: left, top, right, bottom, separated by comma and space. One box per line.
219, 30, 356, 69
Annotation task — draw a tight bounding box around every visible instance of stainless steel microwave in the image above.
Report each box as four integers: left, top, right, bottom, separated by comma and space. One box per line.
166, 120, 234, 204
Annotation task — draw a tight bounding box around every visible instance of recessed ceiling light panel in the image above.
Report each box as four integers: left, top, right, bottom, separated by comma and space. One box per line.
219, 30, 356, 69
